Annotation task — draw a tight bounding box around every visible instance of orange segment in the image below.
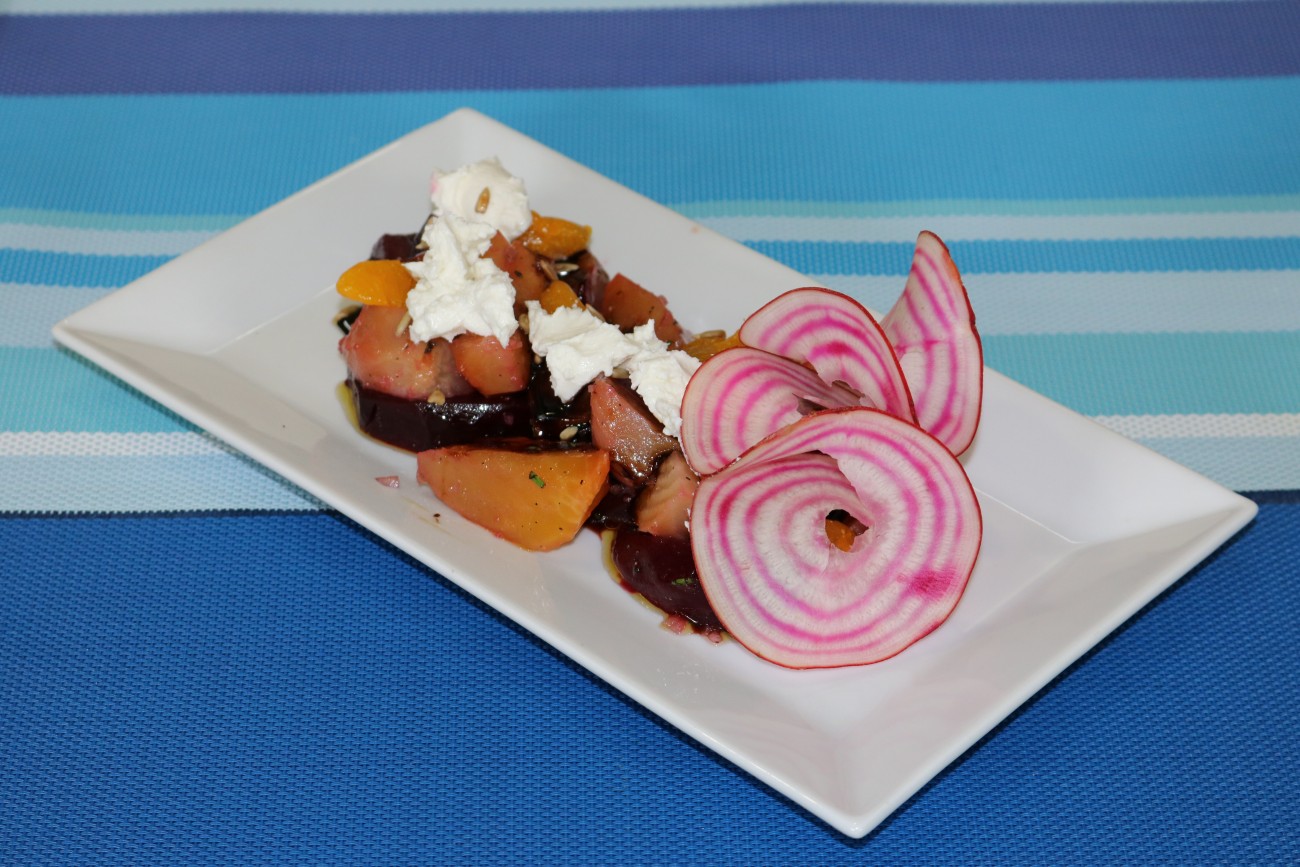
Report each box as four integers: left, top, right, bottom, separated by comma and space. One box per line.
539, 279, 582, 313
336, 259, 416, 307
824, 517, 857, 552
518, 212, 592, 260
683, 330, 741, 362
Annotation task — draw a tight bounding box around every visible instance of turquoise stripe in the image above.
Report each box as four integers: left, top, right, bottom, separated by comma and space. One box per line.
987, 332, 1300, 416
0, 348, 193, 432
751, 238, 1300, 276
2, 78, 1300, 213
0, 453, 321, 514
10, 196, 1300, 231
0, 249, 170, 288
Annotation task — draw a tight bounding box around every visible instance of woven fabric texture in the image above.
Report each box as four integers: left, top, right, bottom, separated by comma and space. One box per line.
2, 1, 1298, 861
2, 503, 1296, 864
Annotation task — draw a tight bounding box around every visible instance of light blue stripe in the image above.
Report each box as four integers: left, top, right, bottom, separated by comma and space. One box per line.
751, 238, 1300, 276
12, 331, 1299, 433
0, 348, 193, 433
2, 284, 110, 348
0, 209, 241, 232
985, 332, 1300, 416
1132, 436, 1300, 493
0, 434, 1286, 513
0, 249, 170, 288
813, 272, 1300, 337
0, 222, 217, 256
3, 78, 1300, 213
0, 454, 321, 514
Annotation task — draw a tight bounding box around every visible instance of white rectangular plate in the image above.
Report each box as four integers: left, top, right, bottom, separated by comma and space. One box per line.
53, 109, 1256, 838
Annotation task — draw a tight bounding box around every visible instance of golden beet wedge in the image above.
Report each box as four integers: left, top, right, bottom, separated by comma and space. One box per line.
417, 442, 611, 552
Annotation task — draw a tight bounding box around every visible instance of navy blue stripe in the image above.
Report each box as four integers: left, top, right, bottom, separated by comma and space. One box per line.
749, 237, 1300, 276
2, 3, 1298, 95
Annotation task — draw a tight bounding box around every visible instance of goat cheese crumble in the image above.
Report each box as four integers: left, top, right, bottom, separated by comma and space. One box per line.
403, 212, 518, 347
430, 156, 532, 239
526, 301, 699, 437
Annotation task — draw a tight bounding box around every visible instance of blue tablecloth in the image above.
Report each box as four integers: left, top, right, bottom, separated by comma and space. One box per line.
2, 2, 1298, 862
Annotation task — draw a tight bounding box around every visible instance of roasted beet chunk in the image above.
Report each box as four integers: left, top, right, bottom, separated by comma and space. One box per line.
611, 530, 723, 632
349, 379, 531, 453
370, 232, 421, 261
528, 360, 592, 442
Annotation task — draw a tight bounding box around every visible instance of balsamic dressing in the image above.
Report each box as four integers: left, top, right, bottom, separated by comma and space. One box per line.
349, 228, 722, 634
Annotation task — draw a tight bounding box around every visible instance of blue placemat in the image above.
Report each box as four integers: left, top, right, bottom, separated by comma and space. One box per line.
2, 1, 1299, 861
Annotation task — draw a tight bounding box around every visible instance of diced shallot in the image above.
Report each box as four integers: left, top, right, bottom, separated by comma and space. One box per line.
691, 408, 981, 669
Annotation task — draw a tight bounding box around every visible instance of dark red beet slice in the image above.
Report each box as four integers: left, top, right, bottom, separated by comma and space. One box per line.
349, 378, 530, 452
369, 232, 421, 261
527, 360, 593, 441
586, 482, 641, 531
610, 530, 723, 632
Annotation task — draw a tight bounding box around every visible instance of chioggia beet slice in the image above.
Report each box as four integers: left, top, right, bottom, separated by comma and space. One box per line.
691, 408, 982, 669
882, 231, 983, 456
678, 346, 859, 477
738, 287, 916, 424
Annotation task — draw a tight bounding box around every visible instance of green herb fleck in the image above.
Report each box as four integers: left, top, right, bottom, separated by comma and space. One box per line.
529, 471, 546, 489
671, 576, 696, 587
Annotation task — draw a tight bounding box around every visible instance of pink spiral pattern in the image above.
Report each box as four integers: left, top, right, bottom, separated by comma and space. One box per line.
692, 408, 982, 669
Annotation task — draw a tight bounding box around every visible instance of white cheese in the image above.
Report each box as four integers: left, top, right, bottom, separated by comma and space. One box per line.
525, 301, 636, 403
430, 157, 531, 239
525, 302, 700, 437
403, 213, 518, 347
624, 322, 700, 438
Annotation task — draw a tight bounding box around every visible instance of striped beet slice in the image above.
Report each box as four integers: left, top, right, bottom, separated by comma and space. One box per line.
678, 346, 859, 477
738, 287, 915, 424
691, 407, 981, 669
882, 232, 983, 456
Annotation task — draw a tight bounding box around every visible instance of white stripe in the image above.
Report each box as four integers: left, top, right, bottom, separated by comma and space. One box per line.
699, 211, 1300, 244
812, 271, 1300, 336
4, 283, 112, 347
0, 451, 324, 513
0, 431, 230, 457
0, 223, 215, 257
1090, 413, 1300, 440
5, 0, 1226, 13
1124, 436, 1299, 492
